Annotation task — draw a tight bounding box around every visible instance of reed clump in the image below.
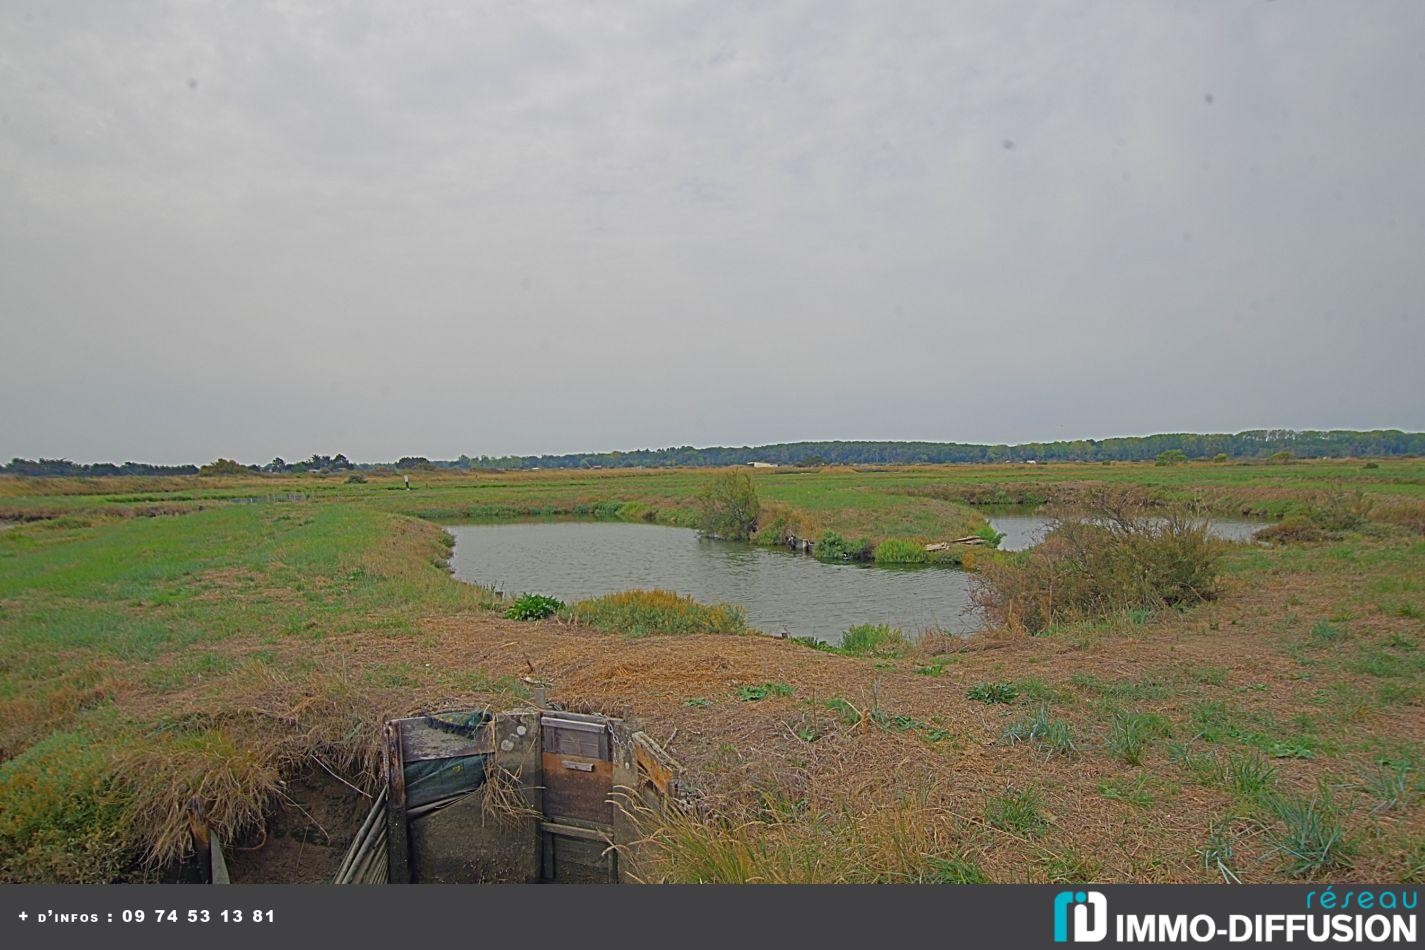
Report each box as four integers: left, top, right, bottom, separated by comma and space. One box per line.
563, 589, 748, 637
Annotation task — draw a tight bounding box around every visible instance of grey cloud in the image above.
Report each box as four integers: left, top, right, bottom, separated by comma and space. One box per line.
2, 1, 1422, 463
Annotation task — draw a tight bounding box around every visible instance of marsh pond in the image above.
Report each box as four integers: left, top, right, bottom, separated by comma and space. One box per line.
445, 515, 1265, 644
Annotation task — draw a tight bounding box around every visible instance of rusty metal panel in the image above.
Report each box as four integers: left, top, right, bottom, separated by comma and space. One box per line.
541, 753, 614, 824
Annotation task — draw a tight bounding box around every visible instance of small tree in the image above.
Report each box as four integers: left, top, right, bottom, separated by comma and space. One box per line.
1155, 449, 1188, 466
198, 458, 247, 476
696, 471, 760, 541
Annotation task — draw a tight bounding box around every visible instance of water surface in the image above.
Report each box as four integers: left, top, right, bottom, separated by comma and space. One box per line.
445, 521, 981, 643
989, 510, 1266, 551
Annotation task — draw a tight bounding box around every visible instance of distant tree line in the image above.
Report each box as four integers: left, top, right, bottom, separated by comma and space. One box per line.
448, 429, 1424, 470
1, 458, 200, 477
4, 429, 1421, 477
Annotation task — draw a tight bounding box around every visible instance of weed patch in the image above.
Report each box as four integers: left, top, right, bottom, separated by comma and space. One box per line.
1003, 706, 1076, 757
967, 681, 1019, 704
985, 788, 1048, 837
1266, 785, 1356, 878
737, 682, 794, 702
1106, 710, 1172, 765
505, 593, 564, 620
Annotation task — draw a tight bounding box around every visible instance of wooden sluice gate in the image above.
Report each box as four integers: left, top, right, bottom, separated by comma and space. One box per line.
333, 707, 684, 883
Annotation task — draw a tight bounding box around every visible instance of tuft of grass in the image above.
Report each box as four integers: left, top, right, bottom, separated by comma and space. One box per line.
1403, 840, 1425, 884
984, 787, 1048, 837
737, 682, 794, 702
790, 716, 824, 743
1222, 751, 1279, 810
1003, 706, 1076, 757
1266, 785, 1356, 879
1308, 620, 1347, 644
564, 589, 746, 637
837, 623, 911, 658
1070, 674, 1170, 702
1012, 678, 1071, 703
1106, 710, 1172, 765
1350, 647, 1412, 679
1199, 820, 1242, 883
1189, 665, 1228, 686
1190, 700, 1233, 743
683, 697, 712, 709
924, 854, 989, 883
1359, 762, 1418, 813
967, 681, 1019, 704
824, 697, 860, 725
1170, 742, 1222, 785
1039, 849, 1101, 883
1098, 775, 1155, 808
871, 537, 929, 564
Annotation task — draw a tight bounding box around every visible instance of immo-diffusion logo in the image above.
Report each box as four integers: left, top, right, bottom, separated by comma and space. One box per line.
1054, 890, 1109, 943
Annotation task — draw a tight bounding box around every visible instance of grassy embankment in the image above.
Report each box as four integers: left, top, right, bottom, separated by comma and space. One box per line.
0, 460, 1423, 882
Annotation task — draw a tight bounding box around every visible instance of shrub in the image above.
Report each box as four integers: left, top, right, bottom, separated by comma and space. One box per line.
564, 589, 746, 637
967, 681, 1019, 704
197, 458, 248, 476
1308, 491, 1373, 531
696, 471, 760, 541
973, 523, 1005, 547
345, 473, 367, 483
505, 593, 564, 621
815, 531, 873, 562
838, 624, 910, 658
1255, 516, 1327, 544
972, 491, 1221, 634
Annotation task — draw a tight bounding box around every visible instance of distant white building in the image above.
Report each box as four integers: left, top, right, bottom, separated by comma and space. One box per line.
748, 461, 778, 468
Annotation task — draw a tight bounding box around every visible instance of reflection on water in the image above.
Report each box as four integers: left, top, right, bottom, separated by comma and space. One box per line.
444, 521, 981, 643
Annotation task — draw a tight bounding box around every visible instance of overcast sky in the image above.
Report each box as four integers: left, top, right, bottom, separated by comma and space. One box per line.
2, 1, 1422, 464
